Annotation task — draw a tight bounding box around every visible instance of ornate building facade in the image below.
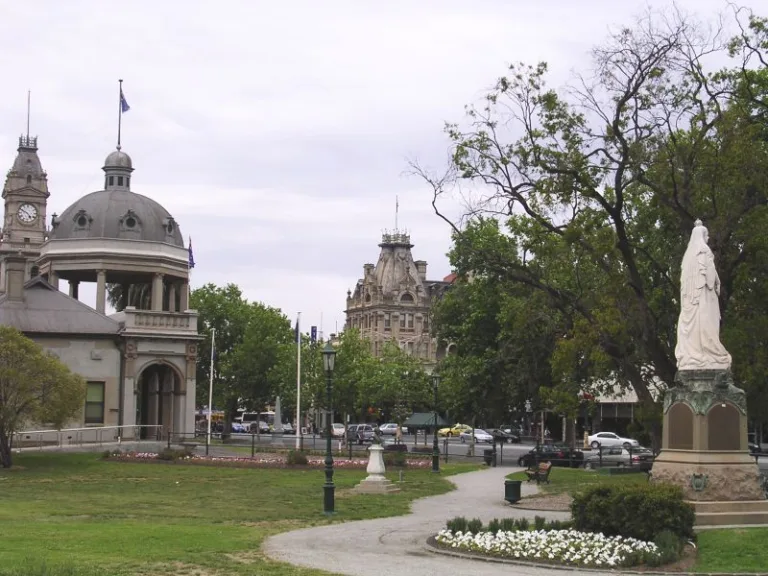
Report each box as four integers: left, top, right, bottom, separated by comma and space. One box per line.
0, 134, 199, 439
344, 231, 453, 367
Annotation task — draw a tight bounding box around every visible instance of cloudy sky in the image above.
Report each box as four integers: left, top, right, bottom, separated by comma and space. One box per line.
0, 0, 762, 334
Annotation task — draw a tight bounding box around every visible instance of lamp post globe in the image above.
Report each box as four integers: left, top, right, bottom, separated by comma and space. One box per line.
322, 341, 336, 515
431, 373, 440, 473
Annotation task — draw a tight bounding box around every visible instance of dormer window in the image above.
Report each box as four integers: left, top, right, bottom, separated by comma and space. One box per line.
118, 209, 142, 237
400, 293, 414, 303
72, 209, 93, 232
163, 217, 177, 236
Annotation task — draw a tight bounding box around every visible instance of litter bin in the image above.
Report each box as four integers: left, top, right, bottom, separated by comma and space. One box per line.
505, 479, 522, 504
483, 448, 496, 467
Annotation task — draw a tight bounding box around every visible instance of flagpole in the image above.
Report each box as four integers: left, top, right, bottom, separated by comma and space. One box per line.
117, 79, 124, 150
295, 312, 302, 450
206, 327, 215, 446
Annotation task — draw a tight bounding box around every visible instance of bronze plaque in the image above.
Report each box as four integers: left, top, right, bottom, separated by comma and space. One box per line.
708, 403, 740, 451
668, 402, 694, 450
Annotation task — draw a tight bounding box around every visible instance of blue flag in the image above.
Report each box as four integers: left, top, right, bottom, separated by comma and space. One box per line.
120, 89, 130, 113
310, 326, 317, 343
295, 318, 300, 343
188, 237, 195, 269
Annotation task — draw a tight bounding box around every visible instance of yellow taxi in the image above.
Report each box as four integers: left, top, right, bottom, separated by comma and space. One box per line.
438, 423, 472, 437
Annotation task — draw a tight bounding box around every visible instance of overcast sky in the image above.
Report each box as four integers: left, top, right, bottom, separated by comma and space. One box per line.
0, 0, 762, 335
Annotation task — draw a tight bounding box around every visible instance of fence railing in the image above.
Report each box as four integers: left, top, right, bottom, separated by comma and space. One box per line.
12, 425, 166, 450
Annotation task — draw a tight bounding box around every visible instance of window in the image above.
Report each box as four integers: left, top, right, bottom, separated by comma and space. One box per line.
85, 382, 105, 424
400, 292, 414, 303
407, 313, 414, 329
384, 313, 391, 329
117, 176, 124, 186
26, 174, 32, 184
400, 313, 405, 328
109, 176, 114, 186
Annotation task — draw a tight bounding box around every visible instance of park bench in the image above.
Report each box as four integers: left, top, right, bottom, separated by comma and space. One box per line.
524, 461, 552, 484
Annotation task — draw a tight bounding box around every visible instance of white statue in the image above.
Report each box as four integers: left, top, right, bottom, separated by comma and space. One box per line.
675, 220, 732, 370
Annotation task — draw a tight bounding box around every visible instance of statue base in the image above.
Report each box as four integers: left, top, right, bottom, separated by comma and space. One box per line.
653, 368, 767, 526
352, 445, 400, 494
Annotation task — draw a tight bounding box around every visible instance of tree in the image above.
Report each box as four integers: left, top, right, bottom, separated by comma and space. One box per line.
415, 8, 768, 436
106, 283, 151, 311
229, 303, 294, 420
0, 326, 87, 468
190, 284, 254, 434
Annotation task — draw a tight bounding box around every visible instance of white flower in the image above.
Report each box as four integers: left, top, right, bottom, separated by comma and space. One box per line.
435, 528, 660, 568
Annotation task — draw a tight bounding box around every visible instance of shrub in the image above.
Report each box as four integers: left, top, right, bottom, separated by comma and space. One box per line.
516, 517, 530, 531
486, 518, 502, 533
500, 517, 518, 532
467, 518, 483, 534
383, 451, 407, 468
158, 448, 188, 461
571, 482, 695, 542
533, 515, 546, 530
285, 450, 308, 466
446, 516, 468, 533
646, 529, 684, 567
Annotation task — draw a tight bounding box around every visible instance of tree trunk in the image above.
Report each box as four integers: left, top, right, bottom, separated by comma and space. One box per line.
0, 430, 13, 469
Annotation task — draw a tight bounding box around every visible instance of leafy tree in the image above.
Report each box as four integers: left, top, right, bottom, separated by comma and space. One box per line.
106, 283, 151, 311
0, 326, 87, 468
190, 284, 254, 430
415, 8, 768, 441
229, 303, 294, 423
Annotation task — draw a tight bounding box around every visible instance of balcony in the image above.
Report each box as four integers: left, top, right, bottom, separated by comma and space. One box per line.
118, 307, 198, 337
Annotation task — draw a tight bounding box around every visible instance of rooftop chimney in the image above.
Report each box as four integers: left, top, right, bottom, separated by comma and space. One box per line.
4, 255, 26, 301
415, 260, 427, 282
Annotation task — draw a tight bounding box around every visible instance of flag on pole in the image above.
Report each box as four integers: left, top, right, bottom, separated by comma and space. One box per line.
310, 326, 317, 343
295, 316, 300, 343
188, 236, 195, 269
120, 88, 130, 113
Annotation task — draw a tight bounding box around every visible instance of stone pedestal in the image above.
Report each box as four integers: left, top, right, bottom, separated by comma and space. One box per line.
352, 444, 399, 494
651, 369, 767, 525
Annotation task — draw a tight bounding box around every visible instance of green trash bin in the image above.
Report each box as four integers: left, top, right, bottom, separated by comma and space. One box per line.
483, 448, 496, 466
505, 479, 522, 504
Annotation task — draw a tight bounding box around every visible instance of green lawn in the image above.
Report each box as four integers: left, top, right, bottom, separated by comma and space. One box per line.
506, 466, 648, 495
0, 452, 479, 576
694, 528, 768, 573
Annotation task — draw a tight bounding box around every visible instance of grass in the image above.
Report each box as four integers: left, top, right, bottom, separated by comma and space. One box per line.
0, 452, 480, 576
694, 528, 768, 573
506, 466, 648, 495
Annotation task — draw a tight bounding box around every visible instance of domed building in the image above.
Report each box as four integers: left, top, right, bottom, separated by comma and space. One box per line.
0, 136, 199, 441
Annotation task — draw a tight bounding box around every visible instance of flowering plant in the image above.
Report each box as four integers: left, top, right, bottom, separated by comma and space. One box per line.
435, 528, 661, 568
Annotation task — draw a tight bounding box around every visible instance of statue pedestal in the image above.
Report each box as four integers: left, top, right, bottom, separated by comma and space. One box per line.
352, 445, 399, 494
652, 369, 767, 526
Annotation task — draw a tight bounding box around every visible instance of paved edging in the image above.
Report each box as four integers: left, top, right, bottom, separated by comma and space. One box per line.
423, 537, 768, 576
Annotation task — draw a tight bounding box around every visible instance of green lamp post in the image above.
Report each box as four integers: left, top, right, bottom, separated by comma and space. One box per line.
322, 341, 337, 515
432, 372, 440, 473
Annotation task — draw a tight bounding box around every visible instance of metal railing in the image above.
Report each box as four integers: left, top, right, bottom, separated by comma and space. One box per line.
12, 425, 166, 450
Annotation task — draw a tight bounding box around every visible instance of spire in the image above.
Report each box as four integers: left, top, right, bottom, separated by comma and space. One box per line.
3, 93, 48, 199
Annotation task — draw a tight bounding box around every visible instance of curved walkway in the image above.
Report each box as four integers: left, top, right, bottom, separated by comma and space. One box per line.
264, 465, 580, 576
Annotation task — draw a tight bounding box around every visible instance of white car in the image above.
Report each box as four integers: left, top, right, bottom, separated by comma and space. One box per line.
331, 423, 346, 438
378, 423, 408, 435
459, 428, 494, 443
588, 431, 639, 450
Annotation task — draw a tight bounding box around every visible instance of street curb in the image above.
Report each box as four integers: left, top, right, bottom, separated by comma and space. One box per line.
423, 536, 768, 576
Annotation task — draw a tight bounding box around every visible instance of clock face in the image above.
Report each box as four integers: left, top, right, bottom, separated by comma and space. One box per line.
17, 203, 38, 224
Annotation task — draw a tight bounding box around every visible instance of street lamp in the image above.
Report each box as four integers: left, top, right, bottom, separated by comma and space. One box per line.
322, 341, 336, 515
431, 372, 440, 473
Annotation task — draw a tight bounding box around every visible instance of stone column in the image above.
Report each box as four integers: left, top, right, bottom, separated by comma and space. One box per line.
95, 270, 107, 313
49, 269, 60, 290
179, 282, 189, 311
151, 273, 164, 311
68, 280, 80, 300
168, 283, 177, 312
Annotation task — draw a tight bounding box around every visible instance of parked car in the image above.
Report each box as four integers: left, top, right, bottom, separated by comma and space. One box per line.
587, 431, 640, 450
517, 443, 584, 468
379, 423, 408, 435
247, 421, 270, 434
749, 442, 763, 455
459, 428, 494, 444
585, 446, 655, 470
487, 428, 521, 443
347, 424, 376, 444
281, 422, 295, 435
438, 423, 472, 437
330, 423, 346, 438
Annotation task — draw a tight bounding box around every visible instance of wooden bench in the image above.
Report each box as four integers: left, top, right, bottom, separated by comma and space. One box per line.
525, 461, 552, 484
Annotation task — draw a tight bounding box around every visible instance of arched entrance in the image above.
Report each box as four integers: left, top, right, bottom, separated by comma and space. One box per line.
135, 362, 183, 439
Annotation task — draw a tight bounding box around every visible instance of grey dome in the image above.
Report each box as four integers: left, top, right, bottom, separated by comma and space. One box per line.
50, 189, 184, 246
104, 150, 133, 170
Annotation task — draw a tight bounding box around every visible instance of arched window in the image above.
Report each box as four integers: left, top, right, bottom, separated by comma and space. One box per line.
400, 293, 414, 303
26, 174, 32, 185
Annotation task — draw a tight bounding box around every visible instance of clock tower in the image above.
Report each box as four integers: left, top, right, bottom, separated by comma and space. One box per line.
0, 135, 50, 290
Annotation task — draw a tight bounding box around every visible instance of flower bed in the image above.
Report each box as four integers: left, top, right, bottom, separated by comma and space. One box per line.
109, 451, 431, 469
435, 528, 662, 568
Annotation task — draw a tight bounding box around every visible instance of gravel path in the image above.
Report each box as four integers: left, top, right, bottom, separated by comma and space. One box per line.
263, 465, 590, 576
